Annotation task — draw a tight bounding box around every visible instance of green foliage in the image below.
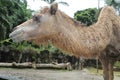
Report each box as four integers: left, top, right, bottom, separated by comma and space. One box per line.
43, 0, 55, 4
0, 39, 70, 63
0, 39, 40, 62
114, 61, 120, 67
58, 1, 69, 6
43, 0, 69, 6
0, 0, 32, 40
74, 8, 100, 26
105, 0, 120, 15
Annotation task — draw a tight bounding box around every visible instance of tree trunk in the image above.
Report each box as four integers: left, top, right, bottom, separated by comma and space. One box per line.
0, 62, 72, 70
80, 57, 84, 70
18, 53, 23, 63
96, 58, 99, 73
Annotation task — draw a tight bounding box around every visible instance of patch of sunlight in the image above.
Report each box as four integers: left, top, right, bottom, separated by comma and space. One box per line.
87, 67, 103, 75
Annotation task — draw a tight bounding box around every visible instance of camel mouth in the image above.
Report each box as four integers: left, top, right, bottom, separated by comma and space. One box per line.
9, 29, 25, 42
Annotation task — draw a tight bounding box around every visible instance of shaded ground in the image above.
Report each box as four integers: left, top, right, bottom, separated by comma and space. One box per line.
0, 68, 120, 80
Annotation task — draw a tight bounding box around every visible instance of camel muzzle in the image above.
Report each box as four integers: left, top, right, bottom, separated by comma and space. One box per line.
9, 28, 25, 42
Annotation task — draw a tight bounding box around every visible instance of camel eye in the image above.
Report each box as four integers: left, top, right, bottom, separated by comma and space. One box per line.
33, 15, 41, 22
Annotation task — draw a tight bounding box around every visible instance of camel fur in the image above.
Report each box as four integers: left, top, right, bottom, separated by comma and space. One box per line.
9, 3, 120, 80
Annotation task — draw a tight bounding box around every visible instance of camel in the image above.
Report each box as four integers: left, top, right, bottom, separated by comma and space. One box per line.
9, 3, 120, 80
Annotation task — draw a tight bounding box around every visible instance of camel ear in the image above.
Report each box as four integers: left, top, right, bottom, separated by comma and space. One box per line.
50, 3, 58, 15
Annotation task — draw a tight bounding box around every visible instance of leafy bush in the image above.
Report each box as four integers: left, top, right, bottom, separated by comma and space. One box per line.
0, 0, 32, 40
74, 8, 100, 26
114, 61, 120, 67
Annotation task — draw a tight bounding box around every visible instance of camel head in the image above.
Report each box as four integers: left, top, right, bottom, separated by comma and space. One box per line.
9, 3, 65, 44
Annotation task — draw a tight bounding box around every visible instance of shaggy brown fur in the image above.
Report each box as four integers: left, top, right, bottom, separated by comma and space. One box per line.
9, 3, 120, 80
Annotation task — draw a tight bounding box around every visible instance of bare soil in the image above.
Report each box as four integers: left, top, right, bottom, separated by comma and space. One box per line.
0, 68, 120, 80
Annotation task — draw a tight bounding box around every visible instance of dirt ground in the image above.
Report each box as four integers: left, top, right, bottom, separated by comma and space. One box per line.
0, 68, 120, 80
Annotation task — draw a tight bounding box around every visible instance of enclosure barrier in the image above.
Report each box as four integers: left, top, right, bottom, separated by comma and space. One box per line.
0, 62, 72, 70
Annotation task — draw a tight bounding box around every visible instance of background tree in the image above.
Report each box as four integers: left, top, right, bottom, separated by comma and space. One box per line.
74, 8, 100, 26
0, 0, 32, 41
0, 0, 34, 63
42, 0, 69, 6
105, 0, 120, 15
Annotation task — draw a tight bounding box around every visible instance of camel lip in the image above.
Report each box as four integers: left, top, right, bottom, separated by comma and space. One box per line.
9, 31, 20, 38
9, 32, 15, 38
9, 29, 25, 42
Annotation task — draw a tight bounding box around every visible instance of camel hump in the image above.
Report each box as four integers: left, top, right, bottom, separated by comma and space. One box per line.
101, 6, 116, 14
